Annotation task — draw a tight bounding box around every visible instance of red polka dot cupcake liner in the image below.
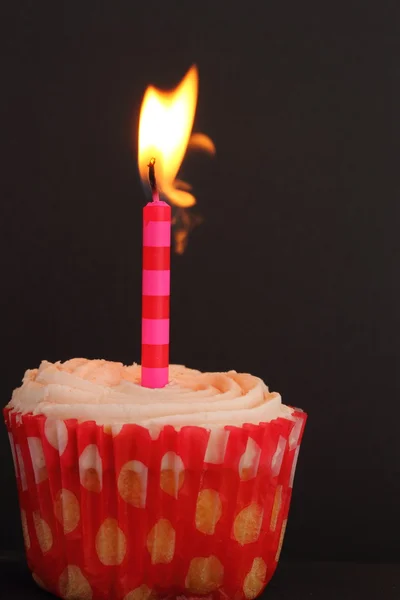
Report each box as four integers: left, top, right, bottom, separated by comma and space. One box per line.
4, 406, 306, 600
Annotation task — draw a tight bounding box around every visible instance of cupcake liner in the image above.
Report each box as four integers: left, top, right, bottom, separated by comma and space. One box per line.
4, 406, 306, 600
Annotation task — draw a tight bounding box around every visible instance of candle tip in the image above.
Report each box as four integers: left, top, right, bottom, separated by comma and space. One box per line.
148, 157, 157, 192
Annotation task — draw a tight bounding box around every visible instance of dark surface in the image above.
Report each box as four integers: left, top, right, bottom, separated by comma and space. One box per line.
1, 0, 400, 563
0, 557, 399, 600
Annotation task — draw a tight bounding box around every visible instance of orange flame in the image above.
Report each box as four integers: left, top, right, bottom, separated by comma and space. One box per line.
138, 65, 214, 250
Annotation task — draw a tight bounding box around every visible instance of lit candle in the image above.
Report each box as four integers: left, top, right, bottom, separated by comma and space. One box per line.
138, 66, 215, 387
141, 158, 171, 388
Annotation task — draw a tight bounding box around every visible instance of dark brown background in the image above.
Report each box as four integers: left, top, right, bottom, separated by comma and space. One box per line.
1, 0, 399, 564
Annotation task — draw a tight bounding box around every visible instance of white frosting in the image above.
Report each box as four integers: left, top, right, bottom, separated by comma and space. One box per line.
8, 359, 292, 430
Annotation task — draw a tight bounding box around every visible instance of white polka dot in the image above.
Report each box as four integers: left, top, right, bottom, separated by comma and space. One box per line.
270, 486, 283, 532
21, 509, 30, 550
118, 460, 148, 508
124, 584, 153, 600
185, 555, 224, 594
44, 419, 68, 455
54, 489, 80, 533
271, 436, 286, 477
28, 437, 48, 484
146, 519, 176, 564
102, 424, 123, 437
289, 446, 300, 488
195, 489, 222, 535
32, 573, 48, 591
160, 451, 184, 471
33, 512, 53, 553
95, 518, 126, 566
238, 438, 261, 480
275, 519, 288, 562
79, 444, 102, 492
234, 504, 264, 545
112, 424, 123, 436
8, 433, 17, 473
59, 565, 92, 599
148, 426, 160, 441
15, 445, 27, 491
289, 417, 302, 450
243, 557, 267, 599
160, 452, 185, 497
204, 428, 229, 464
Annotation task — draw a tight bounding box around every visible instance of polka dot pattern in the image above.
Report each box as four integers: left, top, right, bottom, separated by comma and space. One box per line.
275, 519, 288, 562
79, 445, 102, 493
54, 489, 80, 534
239, 438, 261, 481
21, 509, 30, 550
103, 424, 123, 437
8, 433, 17, 473
289, 417, 303, 450
289, 446, 300, 488
118, 461, 148, 508
243, 558, 267, 599
124, 584, 154, 600
270, 486, 283, 532
204, 428, 229, 464
33, 511, 53, 554
146, 519, 176, 564
185, 556, 224, 594
27, 437, 48, 484
44, 419, 68, 455
233, 503, 263, 546
160, 452, 185, 497
59, 565, 93, 600
4, 406, 306, 600
271, 436, 287, 477
195, 489, 222, 535
15, 444, 27, 491
96, 518, 126, 566
32, 573, 48, 591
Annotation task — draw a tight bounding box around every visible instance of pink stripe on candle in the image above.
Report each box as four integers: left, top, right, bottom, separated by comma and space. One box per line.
142, 270, 170, 296
141, 367, 169, 388
143, 221, 171, 247
142, 318, 170, 345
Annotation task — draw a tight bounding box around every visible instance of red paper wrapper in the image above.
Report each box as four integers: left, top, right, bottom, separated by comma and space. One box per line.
4, 407, 306, 600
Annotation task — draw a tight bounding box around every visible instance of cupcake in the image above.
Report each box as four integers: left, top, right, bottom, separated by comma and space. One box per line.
4, 359, 306, 600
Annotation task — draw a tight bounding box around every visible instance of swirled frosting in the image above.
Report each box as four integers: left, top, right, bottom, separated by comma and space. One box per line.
8, 359, 292, 429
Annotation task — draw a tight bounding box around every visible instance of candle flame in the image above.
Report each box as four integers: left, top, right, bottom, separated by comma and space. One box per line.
138, 65, 215, 250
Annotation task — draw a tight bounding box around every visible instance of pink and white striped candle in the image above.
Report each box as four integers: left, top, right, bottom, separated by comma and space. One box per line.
141, 160, 171, 388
